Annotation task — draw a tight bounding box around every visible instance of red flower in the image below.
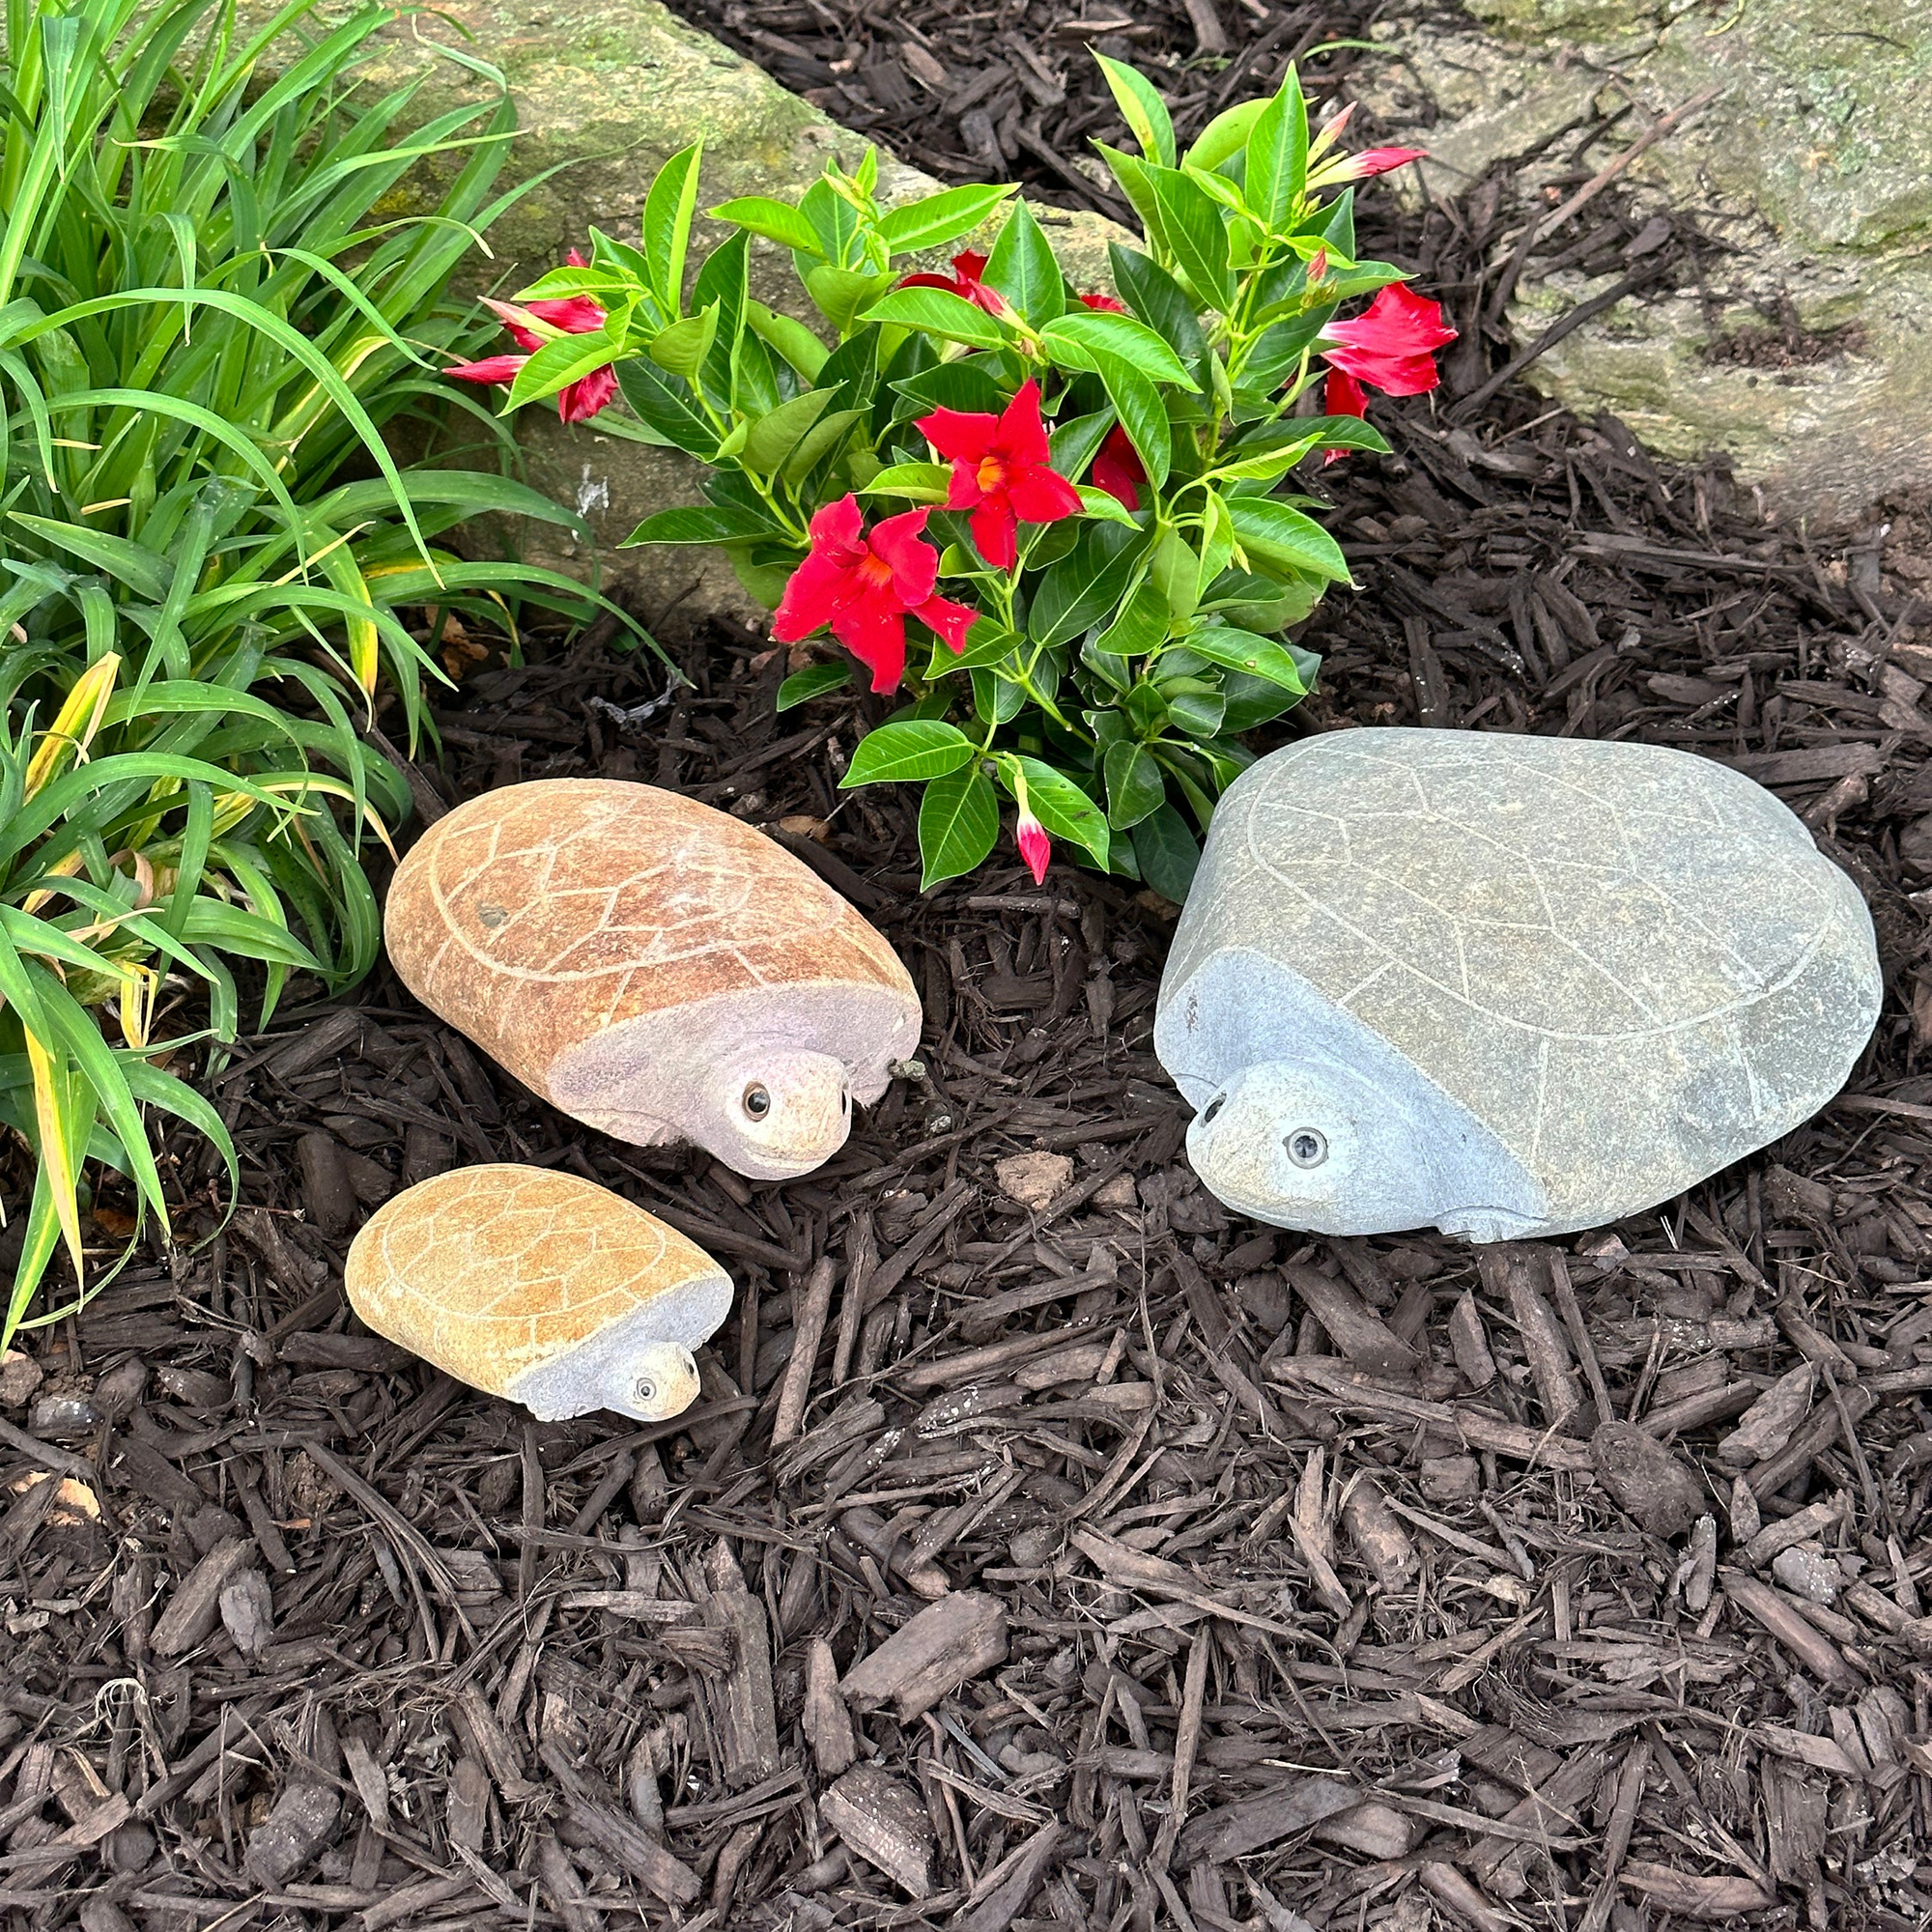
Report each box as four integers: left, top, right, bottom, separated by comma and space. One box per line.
770, 497, 979, 695
447, 251, 618, 423
1321, 284, 1456, 399
1015, 807, 1051, 885
1091, 424, 1147, 510
916, 380, 1082, 571
1321, 367, 1368, 465
1332, 146, 1428, 181
898, 250, 1007, 317
1077, 291, 1128, 313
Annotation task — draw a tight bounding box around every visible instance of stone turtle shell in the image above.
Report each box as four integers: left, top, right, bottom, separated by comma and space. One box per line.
1163, 728, 1879, 1227
345, 1166, 721, 1396
384, 779, 917, 1099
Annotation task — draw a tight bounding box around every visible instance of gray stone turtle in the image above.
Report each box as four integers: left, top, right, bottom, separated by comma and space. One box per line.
1155, 728, 1881, 1241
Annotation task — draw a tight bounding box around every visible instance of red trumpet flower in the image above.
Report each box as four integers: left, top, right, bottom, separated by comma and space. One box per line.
1321, 283, 1456, 399
446, 249, 619, 424
916, 380, 1082, 571
1077, 290, 1128, 313
1091, 424, 1147, 511
898, 250, 1008, 317
771, 497, 979, 696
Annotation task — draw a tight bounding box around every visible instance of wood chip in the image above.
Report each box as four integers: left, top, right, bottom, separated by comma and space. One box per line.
840, 1590, 1009, 1719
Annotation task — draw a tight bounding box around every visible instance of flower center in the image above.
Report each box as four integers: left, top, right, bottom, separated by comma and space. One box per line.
977, 454, 1009, 496
855, 551, 896, 592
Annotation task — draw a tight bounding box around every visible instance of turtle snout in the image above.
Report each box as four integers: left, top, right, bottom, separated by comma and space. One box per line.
1187, 1077, 1296, 1210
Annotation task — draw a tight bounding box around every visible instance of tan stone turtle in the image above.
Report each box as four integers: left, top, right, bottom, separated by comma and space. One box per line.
345, 1166, 730, 1420
384, 779, 923, 1179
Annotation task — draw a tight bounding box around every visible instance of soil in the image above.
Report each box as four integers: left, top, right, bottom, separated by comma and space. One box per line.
6, 5, 1932, 1931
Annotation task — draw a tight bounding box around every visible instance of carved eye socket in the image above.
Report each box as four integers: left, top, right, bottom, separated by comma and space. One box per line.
635, 1377, 658, 1407
1285, 1128, 1328, 1169
1201, 1094, 1226, 1125
743, 1084, 771, 1119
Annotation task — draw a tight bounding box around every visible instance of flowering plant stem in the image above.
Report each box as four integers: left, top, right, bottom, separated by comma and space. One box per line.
484, 56, 1452, 891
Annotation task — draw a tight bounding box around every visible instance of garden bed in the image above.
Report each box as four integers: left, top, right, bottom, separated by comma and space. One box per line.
6, 6, 1932, 1929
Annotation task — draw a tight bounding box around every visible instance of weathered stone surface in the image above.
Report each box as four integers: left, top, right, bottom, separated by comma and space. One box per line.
1155, 728, 1881, 1241
278, 0, 1124, 611
1354, 1, 1932, 522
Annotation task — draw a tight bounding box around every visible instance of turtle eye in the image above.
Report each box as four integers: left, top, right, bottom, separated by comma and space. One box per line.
743, 1083, 771, 1119
1201, 1094, 1226, 1124
1285, 1128, 1327, 1169
635, 1377, 658, 1407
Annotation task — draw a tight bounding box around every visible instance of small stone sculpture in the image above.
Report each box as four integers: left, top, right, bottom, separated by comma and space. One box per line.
1156, 728, 1881, 1240
384, 779, 923, 1179
345, 1166, 730, 1420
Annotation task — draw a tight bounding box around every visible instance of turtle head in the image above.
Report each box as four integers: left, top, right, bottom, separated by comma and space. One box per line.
602, 1341, 701, 1423
697, 1048, 852, 1179
1185, 1058, 1435, 1236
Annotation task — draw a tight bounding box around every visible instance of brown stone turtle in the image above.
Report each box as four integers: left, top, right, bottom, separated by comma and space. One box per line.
384, 779, 923, 1178
345, 1166, 729, 1420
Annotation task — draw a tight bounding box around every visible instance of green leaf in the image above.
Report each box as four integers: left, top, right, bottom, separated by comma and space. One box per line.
1303, 413, 1392, 455
710, 194, 821, 255
7, 514, 169, 601
1132, 803, 1201, 903
781, 407, 867, 486
646, 304, 720, 383
747, 301, 830, 382
878, 184, 1017, 256
1011, 757, 1108, 868
1164, 683, 1227, 739
1076, 485, 1141, 527
1090, 349, 1170, 493
1183, 627, 1308, 693
1211, 437, 1319, 485
918, 765, 1000, 889
841, 719, 979, 786
1029, 522, 1150, 648
983, 200, 1065, 326
894, 358, 1009, 420
806, 265, 898, 333
1107, 244, 1209, 373
1225, 497, 1351, 583
1040, 309, 1199, 389
777, 664, 853, 710
623, 503, 775, 545
616, 361, 719, 456
972, 668, 1026, 727
1103, 740, 1166, 830
1245, 71, 1309, 232
643, 140, 704, 310
503, 324, 623, 412
1095, 582, 1171, 658
1185, 98, 1268, 172
861, 285, 1009, 349
1094, 53, 1176, 168
1094, 143, 1169, 252
1219, 668, 1310, 733
1150, 168, 1234, 312
859, 462, 953, 501
739, 389, 836, 474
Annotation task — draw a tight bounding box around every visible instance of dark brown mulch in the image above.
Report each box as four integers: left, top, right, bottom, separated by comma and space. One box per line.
8, 11, 1932, 1932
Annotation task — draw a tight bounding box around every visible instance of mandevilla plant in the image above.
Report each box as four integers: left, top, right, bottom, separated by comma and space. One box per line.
467, 58, 1453, 893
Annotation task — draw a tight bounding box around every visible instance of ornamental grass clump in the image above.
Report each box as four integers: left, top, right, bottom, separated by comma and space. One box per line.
470, 57, 1452, 892
0, 0, 640, 1341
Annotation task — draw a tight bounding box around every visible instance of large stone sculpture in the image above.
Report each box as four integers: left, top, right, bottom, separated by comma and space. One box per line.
384, 779, 923, 1179
345, 1166, 729, 1420
1155, 728, 1882, 1241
